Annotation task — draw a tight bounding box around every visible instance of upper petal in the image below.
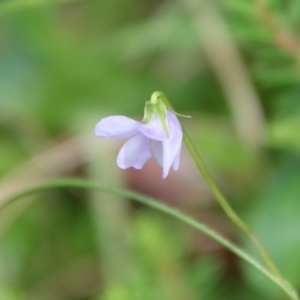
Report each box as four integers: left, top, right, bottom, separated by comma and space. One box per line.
149, 140, 163, 167
95, 116, 138, 139
161, 140, 172, 178
117, 133, 152, 169
161, 111, 183, 178
137, 114, 167, 141
172, 150, 181, 171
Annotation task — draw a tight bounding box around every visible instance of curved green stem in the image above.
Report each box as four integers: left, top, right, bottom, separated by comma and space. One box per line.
157, 91, 298, 298
183, 130, 280, 274
0, 178, 297, 299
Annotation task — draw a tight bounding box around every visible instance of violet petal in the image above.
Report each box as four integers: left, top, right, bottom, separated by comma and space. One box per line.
117, 133, 152, 169
95, 115, 138, 139
172, 151, 181, 171
149, 139, 163, 167
161, 111, 182, 178
137, 114, 167, 141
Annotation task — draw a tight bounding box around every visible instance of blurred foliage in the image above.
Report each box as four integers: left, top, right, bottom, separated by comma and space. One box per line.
1, 0, 300, 299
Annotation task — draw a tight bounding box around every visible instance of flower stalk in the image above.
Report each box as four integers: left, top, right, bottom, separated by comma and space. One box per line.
156, 91, 298, 299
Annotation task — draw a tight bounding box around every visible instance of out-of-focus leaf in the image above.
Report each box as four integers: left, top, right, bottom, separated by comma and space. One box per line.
243, 158, 300, 297
189, 115, 259, 174
252, 65, 300, 87
269, 113, 300, 150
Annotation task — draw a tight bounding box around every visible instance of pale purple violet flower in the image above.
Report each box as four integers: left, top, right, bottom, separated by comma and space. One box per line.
94, 110, 182, 178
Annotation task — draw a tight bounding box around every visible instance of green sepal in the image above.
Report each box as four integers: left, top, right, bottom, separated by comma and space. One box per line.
151, 91, 191, 119
142, 101, 155, 123
155, 99, 169, 137
142, 91, 191, 138
142, 99, 169, 137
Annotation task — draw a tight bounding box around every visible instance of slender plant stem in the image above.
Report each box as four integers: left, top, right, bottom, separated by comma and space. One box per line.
158, 91, 298, 298
182, 130, 280, 274
0, 178, 298, 299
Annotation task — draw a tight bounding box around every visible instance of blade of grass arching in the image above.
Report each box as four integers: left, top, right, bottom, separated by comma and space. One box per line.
0, 178, 297, 299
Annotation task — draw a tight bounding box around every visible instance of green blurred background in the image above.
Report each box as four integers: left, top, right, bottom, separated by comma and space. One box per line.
1, 0, 300, 299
